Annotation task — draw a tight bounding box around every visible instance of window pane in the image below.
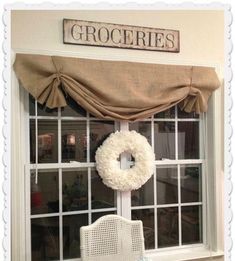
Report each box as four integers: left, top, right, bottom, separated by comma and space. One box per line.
37, 103, 58, 116
177, 105, 199, 118
63, 214, 88, 259
62, 121, 87, 162
157, 166, 178, 205
129, 122, 151, 144
38, 120, 58, 163
90, 121, 115, 162
178, 122, 199, 159
62, 169, 88, 212
92, 211, 116, 223
91, 169, 116, 209
157, 207, 179, 248
29, 94, 35, 116
31, 217, 59, 261
31, 170, 59, 215
182, 206, 202, 244
131, 176, 154, 206
61, 97, 86, 117
154, 122, 175, 160
30, 119, 36, 163
154, 106, 175, 118
132, 209, 155, 250
181, 165, 202, 203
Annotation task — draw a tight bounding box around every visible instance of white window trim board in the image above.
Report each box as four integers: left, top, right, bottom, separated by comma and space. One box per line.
11, 68, 28, 261
146, 246, 224, 261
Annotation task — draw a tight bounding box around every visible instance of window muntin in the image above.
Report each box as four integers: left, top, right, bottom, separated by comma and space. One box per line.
27, 95, 204, 260
129, 108, 203, 250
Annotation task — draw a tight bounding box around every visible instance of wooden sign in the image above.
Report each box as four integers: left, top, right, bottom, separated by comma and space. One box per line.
63, 19, 180, 52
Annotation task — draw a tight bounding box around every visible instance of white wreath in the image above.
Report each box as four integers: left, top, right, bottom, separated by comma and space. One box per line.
95, 130, 155, 191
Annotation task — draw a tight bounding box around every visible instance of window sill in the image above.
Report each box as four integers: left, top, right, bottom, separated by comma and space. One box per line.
145, 246, 224, 261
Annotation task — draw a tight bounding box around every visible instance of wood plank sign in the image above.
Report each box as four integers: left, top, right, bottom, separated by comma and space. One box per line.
63, 19, 180, 52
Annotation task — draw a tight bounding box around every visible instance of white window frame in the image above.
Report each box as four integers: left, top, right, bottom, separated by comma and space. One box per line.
11, 49, 224, 261
25, 108, 120, 261
25, 109, 205, 261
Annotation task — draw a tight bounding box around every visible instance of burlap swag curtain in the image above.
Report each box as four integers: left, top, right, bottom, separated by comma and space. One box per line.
13, 53, 220, 121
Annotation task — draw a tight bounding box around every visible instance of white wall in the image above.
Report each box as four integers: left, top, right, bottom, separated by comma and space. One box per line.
11, 10, 225, 261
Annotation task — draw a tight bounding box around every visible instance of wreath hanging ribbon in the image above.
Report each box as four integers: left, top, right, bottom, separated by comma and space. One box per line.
95, 130, 155, 191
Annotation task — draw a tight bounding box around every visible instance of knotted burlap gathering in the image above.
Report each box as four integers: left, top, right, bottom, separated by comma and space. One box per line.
13, 53, 220, 121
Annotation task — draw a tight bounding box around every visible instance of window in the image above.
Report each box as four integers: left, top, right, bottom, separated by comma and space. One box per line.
27, 95, 117, 260
26, 94, 205, 260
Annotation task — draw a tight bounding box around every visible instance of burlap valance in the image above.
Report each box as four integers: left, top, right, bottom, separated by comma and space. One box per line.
13, 53, 220, 121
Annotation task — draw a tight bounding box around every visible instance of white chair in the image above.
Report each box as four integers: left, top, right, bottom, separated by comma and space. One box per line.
80, 214, 145, 261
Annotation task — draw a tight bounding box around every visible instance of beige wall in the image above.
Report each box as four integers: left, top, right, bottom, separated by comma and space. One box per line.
11, 10, 224, 68
11, 10, 224, 261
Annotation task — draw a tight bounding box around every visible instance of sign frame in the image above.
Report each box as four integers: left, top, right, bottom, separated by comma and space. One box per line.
63, 19, 180, 53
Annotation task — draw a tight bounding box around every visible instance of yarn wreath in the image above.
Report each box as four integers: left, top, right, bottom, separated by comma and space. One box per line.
95, 130, 155, 191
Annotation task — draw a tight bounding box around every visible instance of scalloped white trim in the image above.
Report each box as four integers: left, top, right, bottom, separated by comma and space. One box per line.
2, 3, 232, 261
224, 4, 233, 261
95, 130, 155, 191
